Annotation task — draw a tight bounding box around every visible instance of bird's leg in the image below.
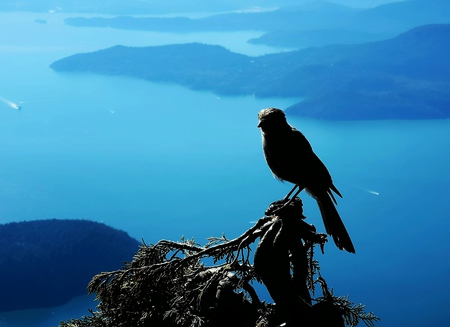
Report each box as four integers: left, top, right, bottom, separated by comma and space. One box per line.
283, 185, 299, 201
270, 185, 306, 215
284, 186, 304, 206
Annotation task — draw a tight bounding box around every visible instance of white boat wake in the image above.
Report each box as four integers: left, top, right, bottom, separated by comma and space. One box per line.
0, 96, 23, 110
356, 186, 380, 196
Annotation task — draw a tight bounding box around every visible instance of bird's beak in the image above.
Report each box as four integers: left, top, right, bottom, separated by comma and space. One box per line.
257, 120, 262, 128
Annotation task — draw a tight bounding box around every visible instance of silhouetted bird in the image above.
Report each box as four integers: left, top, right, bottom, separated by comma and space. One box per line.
257, 108, 355, 253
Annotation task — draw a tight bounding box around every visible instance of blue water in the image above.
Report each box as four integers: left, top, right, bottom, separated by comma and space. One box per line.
0, 11, 449, 327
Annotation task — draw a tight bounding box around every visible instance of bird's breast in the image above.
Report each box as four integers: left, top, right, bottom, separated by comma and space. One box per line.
262, 134, 304, 184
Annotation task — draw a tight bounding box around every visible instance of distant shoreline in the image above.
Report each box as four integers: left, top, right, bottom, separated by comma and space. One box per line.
51, 24, 450, 120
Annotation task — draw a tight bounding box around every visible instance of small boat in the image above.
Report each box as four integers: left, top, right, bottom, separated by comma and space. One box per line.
0, 97, 22, 110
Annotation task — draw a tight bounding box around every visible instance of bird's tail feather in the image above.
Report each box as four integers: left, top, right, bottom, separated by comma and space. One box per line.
317, 192, 355, 253
328, 183, 342, 205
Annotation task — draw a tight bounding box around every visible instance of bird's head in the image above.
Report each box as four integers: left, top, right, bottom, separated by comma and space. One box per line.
257, 108, 288, 131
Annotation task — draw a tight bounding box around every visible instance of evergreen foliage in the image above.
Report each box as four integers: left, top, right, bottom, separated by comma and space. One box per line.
59, 199, 378, 327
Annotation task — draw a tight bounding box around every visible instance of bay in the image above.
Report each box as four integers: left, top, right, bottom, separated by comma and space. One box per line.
0, 11, 298, 326
0, 11, 449, 327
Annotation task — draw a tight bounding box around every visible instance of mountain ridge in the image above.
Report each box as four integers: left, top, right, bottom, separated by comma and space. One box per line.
50, 24, 450, 120
64, 0, 450, 49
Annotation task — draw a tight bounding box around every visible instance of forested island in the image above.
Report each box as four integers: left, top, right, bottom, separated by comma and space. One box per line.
51, 24, 450, 120
0, 219, 139, 312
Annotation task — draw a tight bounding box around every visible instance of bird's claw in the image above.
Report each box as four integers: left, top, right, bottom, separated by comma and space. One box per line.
265, 197, 305, 218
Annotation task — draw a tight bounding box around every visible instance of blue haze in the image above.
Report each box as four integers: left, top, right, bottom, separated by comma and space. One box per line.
0, 11, 449, 327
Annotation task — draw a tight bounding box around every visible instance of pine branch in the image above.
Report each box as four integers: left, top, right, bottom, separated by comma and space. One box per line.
59, 198, 378, 327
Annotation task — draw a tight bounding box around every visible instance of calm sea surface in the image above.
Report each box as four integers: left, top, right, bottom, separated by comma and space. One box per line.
0, 11, 449, 327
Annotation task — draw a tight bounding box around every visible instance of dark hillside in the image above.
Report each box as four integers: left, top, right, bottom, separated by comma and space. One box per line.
51, 24, 450, 120
348, 0, 450, 33
0, 219, 139, 311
